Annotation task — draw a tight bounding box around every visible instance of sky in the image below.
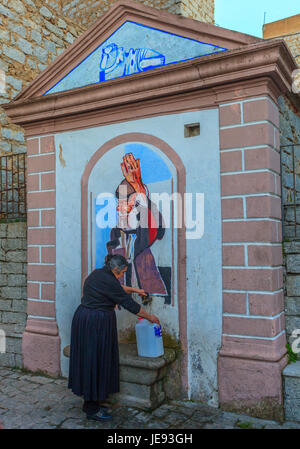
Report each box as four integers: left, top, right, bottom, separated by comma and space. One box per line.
215, 0, 300, 38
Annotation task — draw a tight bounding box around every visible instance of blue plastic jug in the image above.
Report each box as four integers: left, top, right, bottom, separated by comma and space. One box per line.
135, 318, 164, 357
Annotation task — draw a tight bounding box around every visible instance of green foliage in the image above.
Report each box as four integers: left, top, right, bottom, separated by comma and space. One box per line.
0, 218, 26, 224
235, 420, 253, 429
14, 366, 58, 379
286, 343, 299, 364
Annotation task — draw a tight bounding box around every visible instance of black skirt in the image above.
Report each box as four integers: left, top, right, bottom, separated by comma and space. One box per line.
68, 304, 120, 401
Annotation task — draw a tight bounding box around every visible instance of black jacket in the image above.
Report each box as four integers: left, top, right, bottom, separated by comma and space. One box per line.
81, 267, 141, 314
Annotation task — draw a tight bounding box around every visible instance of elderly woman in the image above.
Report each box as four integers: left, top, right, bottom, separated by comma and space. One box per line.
68, 254, 160, 422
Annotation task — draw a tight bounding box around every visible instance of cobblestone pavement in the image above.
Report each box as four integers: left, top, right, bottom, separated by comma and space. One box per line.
1, 366, 300, 430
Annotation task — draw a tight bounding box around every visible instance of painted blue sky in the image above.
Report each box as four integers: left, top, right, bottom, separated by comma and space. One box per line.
124, 143, 172, 184
215, 0, 299, 38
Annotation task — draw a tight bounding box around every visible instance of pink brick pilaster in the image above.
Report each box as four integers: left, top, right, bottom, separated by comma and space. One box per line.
22, 136, 60, 377
218, 96, 287, 420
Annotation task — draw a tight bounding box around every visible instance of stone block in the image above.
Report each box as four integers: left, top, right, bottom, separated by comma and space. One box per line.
40, 6, 53, 19
33, 46, 49, 64
0, 352, 16, 368
0, 224, 7, 239
283, 241, 300, 254
2, 311, 26, 325
10, 0, 26, 14
0, 141, 11, 154
12, 300, 27, 313
27, 58, 37, 69
5, 336, 22, 354
7, 22, 27, 38
49, 35, 63, 47
0, 4, 18, 20
24, 0, 37, 8
287, 255, 300, 273
116, 379, 165, 410
11, 143, 26, 154
22, 331, 61, 377
44, 21, 64, 37
287, 276, 300, 297
0, 29, 9, 41
0, 274, 8, 287
286, 316, 300, 339
0, 286, 23, 299
219, 355, 286, 421
30, 30, 42, 45
57, 18, 67, 29
1, 263, 24, 274
0, 299, 12, 311
65, 32, 75, 44
6, 251, 27, 263
7, 274, 26, 287
120, 363, 168, 386
2, 239, 27, 251
0, 322, 25, 338
0, 247, 5, 262
285, 297, 300, 316
38, 63, 48, 72
0, 111, 9, 126
16, 38, 33, 56
43, 39, 57, 54
3, 45, 25, 64
7, 222, 26, 238
15, 354, 22, 368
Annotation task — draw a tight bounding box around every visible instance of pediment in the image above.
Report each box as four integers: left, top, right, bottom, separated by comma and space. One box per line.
15, 0, 261, 101
45, 20, 227, 95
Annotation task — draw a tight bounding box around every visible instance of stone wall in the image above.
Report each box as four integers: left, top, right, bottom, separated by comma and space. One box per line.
284, 241, 300, 343
279, 94, 300, 345
0, 222, 27, 368
263, 17, 300, 68
284, 32, 300, 68
0, 0, 85, 157
0, 0, 85, 369
45, 0, 214, 28
279, 94, 300, 238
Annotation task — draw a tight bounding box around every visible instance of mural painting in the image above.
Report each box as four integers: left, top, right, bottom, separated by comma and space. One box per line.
99, 43, 165, 81
93, 146, 173, 306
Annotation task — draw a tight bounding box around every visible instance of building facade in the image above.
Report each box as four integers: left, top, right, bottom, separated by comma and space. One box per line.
3, 0, 298, 420
2, 0, 300, 422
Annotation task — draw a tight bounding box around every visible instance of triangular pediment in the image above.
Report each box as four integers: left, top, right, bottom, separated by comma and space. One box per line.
15, 0, 261, 100
45, 21, 227, 95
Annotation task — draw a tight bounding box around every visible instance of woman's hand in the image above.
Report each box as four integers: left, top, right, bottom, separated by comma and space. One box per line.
137, 289, 147, 297
148, 314, 160, 326
137, 307, 160, 325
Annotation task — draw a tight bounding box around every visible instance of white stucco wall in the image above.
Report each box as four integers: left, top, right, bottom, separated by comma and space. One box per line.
53, 109, 222, 404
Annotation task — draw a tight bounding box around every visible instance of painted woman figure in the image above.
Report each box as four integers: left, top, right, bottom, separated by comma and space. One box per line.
68, 254, 160, 421
106, 153, 169, 297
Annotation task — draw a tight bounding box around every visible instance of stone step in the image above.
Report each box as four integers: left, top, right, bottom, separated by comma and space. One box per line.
283, 361, 300, 422
63, 342, 177, 411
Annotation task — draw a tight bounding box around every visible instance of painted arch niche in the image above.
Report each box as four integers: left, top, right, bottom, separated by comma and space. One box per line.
85, 140, 182, 340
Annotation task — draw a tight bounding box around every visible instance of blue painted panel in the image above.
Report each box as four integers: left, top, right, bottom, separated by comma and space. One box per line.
45, 21, 227, 95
